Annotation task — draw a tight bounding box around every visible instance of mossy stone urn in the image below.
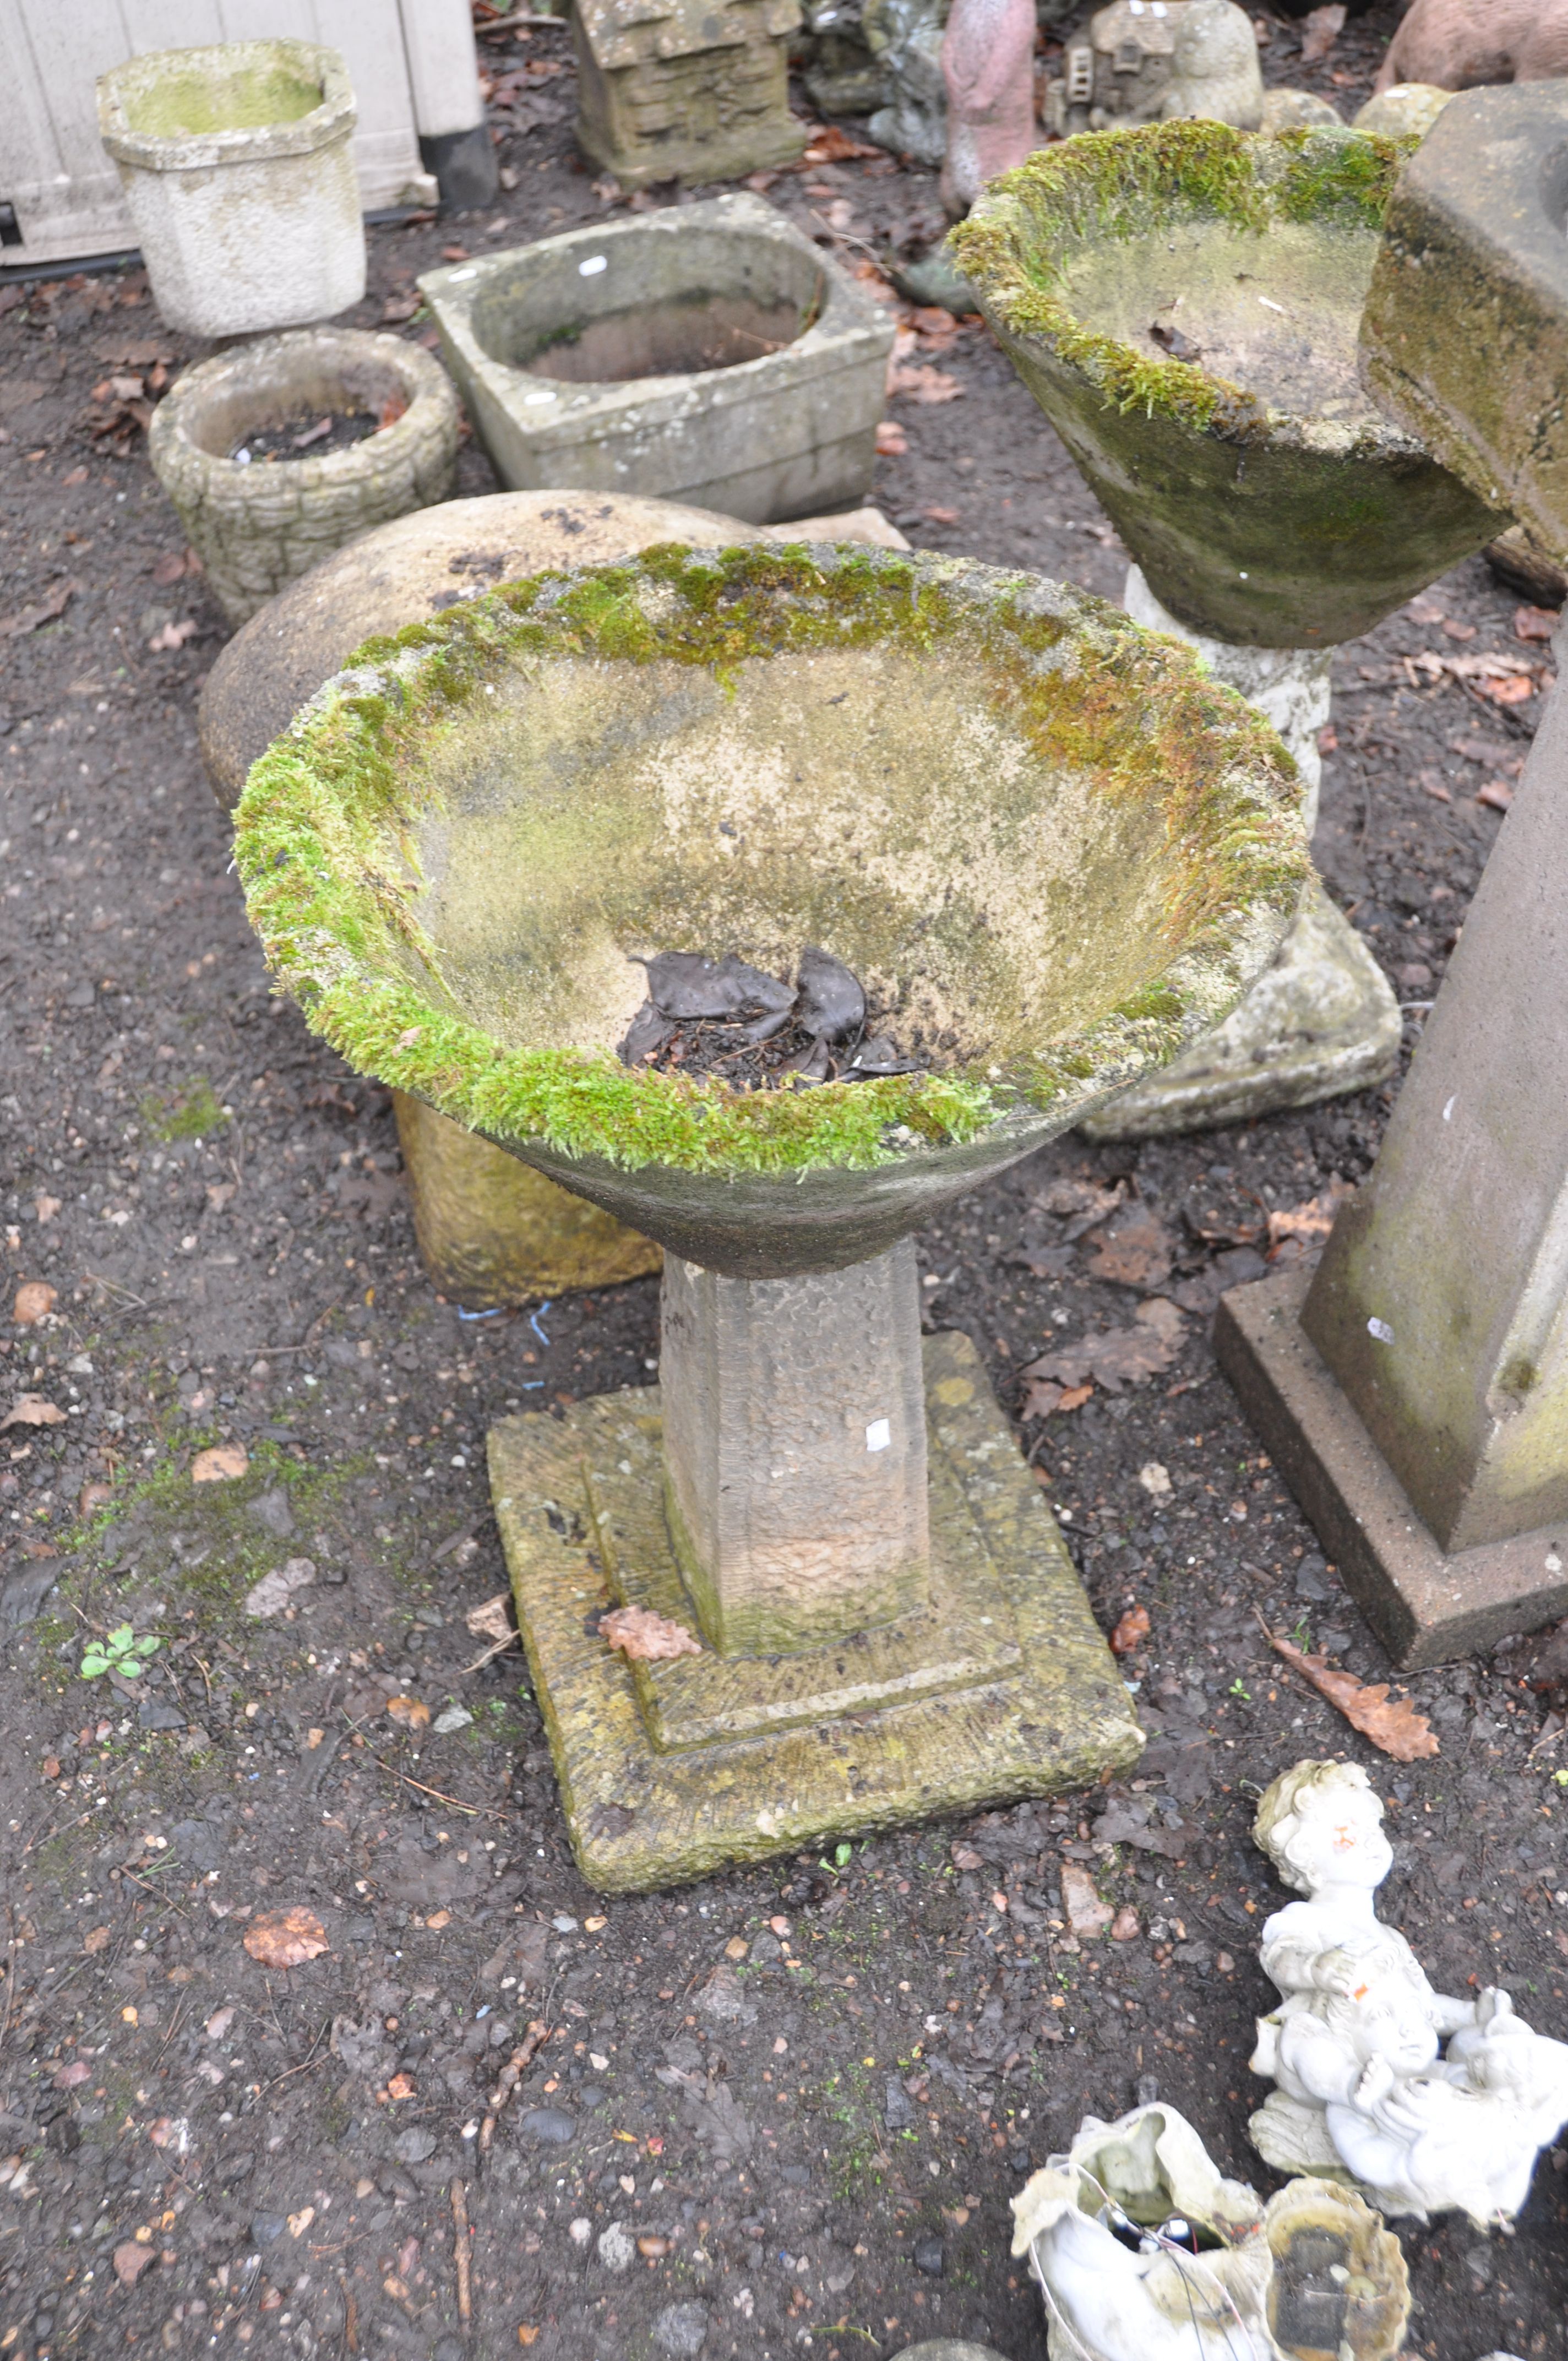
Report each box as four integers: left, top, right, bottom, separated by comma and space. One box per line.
948, 123, 1506, 649
235, 543, 1309, 1888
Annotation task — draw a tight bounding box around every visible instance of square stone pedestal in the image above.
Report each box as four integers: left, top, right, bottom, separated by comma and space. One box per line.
488, 1330, 1143, 1891
1216, 1267, 1568, 1669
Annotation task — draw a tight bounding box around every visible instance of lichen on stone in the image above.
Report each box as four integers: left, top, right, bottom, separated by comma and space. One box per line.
234, 545, 1307, 1178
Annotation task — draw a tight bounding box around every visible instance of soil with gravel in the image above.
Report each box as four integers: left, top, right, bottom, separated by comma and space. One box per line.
1, 9, 1566, 2361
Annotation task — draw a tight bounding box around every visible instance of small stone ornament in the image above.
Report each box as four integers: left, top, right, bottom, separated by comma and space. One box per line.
1012, 2101, 1409, 2361
1250, 1759, 1568, 2225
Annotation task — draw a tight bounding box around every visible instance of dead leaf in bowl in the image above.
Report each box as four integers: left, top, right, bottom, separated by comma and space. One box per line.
0, 1394, 66, 1431
386, 1695, 431, 1730
13, 1281, 56, 1324
466, 1593, 513, 1642
192, 1444, 248, 1483
243, 1906, 329, 1968
1262, 1623, 1438, 1760
600, 1604, 701, 1661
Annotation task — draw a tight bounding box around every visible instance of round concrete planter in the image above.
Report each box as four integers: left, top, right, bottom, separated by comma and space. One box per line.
149, 329, 460, 625
97, 39, 366, 339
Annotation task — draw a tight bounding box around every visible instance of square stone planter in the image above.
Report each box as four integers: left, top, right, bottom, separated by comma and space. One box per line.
418, 193, 895, 524
97, 39, 366, 339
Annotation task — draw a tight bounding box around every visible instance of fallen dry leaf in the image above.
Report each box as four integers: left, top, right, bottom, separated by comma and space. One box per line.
1020, 1376, 1094, 1418
244, 1557, 316, 1618
386, 1695, 431, 1730
802, 122, 881, 162
79, 1481, 113, 1519
600, 1604, 702, 1661
0, 581, 74, 641
1110, 1906, 1141, 1942
13, 1281, 56, 1324
0, 1394, 66, 1432
1084, 1204, 1174, 1291
887, 361, 963, 405
377, 391, 409, 430
243, 1906, 329, 1968
386, 2071, 416, 2101
1300, 1, 1346, 58
113, 2240, 156, 2287
83, 1925, 111, 1955
426, 1908, 452, 1929
1516, 604, 1557, 644
287, 2206, 315, 2238
1021, 1298, 1186, 1397
1268, 1180, 1352, 1250
1264, 1624, 1439, 1761
147, 618, 198, 652
1478, 780, 1515, 813
53, 2059, 91, 2088
1060, 1861, 1113, 1938
518, 2331, 541, 2348
874, 419, 908, 458
1032, 1174, 1128, 1238
192, 1444, 248, 1483
1110, 1604, 1151, 1655
466, 1592, 514, 1642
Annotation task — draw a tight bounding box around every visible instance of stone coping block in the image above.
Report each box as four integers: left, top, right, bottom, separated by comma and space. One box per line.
1359, 79, 1568, 561
418, 194, 896, 524
97, 39, 365, 338
489, 1330, 1142, 1890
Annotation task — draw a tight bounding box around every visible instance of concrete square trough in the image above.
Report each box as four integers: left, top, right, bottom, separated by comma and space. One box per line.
418, 192, 895, 523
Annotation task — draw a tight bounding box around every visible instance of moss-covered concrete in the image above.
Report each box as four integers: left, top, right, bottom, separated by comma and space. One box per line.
948, 122, 1507, 645
234, 544, 1307, 1272
488, 1329, 1143, 1892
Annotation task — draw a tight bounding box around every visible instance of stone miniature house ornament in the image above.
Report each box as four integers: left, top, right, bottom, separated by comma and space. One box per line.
1250, 1761, 1568, 2225
1046, 0, 1261, 139
232, 543, 1309, 1889
1012, 2100, 1409, 2361
572, 0, 806, 187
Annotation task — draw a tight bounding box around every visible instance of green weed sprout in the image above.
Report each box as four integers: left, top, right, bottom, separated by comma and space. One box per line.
80, 1624, 161, 1681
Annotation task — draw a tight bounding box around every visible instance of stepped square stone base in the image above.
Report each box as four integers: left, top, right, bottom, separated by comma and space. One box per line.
1216, 1266, 1568, 1669
489, 1331, 1143, 1891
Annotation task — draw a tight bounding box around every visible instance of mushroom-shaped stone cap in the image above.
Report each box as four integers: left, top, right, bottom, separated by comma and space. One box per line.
948, 122, 1506, 646
235, 544, 1307, 1276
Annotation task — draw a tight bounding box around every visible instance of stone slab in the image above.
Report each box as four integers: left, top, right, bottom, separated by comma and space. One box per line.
1215, 1265, 1568, 1670
488, 1330, 1143, 1891
1080, 879, 1400, 1139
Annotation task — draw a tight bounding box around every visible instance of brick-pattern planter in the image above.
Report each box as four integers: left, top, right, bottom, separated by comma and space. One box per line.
149, 329, 459, 626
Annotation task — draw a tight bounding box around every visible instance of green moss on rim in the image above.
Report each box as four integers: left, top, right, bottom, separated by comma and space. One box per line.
946, 122, 1411, 436
235, 545, 1306, 1178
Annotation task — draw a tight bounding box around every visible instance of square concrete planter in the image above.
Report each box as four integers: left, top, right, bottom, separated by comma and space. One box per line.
418, 193, 895, 523
97, 39, 366, 338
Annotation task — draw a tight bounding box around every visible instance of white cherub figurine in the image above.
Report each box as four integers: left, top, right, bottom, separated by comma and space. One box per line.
1249, 1759, 1568, 2226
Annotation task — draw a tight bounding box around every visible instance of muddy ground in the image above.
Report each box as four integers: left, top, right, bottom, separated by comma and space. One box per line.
2, 8, 1566, 2359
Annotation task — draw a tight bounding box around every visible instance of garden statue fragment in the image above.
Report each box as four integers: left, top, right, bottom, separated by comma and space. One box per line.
939, 0, 1038, 217
1012, 2101, 1409, 2361
866, 0, 950, 164
1250, 1760, 1568, 2224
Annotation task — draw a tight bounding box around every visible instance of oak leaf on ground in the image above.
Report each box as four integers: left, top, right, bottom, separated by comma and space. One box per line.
1021, 1298, 1186, 1398
1263, 1624, 1438, 1761
386, 1695, 431, 1730
1084, 1204, 1174, 1290
243, 1905, 329, 1968
0, 1394, 66, 1431
465, 1593, 513, 1643
1110, 1605, 1151, 1656
600, 1604, 701, 1661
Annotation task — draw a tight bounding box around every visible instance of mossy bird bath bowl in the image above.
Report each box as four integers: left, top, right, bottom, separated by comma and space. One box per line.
235, 542, 1306, 1888
948, 122, 1506, 649
948, 122, 1496, 1133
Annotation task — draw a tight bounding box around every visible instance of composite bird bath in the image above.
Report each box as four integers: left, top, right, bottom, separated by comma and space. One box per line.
233, 543, 1309, 1889
949, 123, 1506, 1135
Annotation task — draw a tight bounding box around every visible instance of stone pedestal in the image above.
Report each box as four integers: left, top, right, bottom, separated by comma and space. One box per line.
1219, 629, 1568, 1666
1082, 570, 1400, 1139
491, 1325, 1143, 1891
572, 0, 806, 188
660, 1244, 929, 1654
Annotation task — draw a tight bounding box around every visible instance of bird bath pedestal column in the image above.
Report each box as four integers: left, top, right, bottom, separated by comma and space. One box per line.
1215, 85, 1568, 1667
235, 543, 1308, 1890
